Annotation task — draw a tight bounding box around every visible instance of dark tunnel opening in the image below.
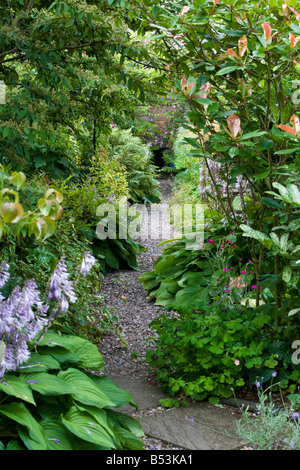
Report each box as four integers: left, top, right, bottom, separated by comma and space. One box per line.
152, 147, 169, 169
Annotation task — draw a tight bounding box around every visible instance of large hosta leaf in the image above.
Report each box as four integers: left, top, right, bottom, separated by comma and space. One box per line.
106, 410, 144, 439
113, 427, 145, 450
74, 403, 116, 438
22, 372, 75, 396
0, 375, 35, 404
0, 402, 47, 449
57, 368, 115, 408
40, 418, 74, 450
6, 440, 25, 450
61, 406, 116, 449
38, 330, 104, 370
175, 286, 209, 306
151, 284, 175, 306
18, 427, 48, 450
90, 376, 138, 409
17, 352, 61, 373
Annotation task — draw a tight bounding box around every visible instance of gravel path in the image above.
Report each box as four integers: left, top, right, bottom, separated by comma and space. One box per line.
99, 177, 178, 383
98, 177, 185, 450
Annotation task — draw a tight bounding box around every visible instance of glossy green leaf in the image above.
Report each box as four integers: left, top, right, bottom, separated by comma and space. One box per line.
57, 368, 115, 407
61, 406, 116, 448
90, 375, 138, 409
0, 402, 47, 449
0, 375, 36, 405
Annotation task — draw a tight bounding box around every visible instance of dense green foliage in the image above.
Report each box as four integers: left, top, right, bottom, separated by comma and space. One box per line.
146, 303, 300, 403
0, 0, 170, 177
0, 168, 145, 450
1, 0, 300, 449
136, 0, 300, 315
0, 331, 144, 450
134, 0, 300, 404
108, 127, 162, 204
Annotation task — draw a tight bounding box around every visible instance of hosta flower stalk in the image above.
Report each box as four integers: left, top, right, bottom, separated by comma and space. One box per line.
0, 251, 97, 378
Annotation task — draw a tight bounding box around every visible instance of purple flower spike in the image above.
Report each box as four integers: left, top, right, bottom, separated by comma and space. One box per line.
0, 261, 10, 289
80, 251, 96, 277
48, 257, 77, 311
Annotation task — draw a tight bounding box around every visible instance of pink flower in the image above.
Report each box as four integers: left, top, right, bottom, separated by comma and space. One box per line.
217, 278, 220, 281
251, 285, 257, 289
241, 270, 246, 275
260, 286, 263, 290
208, 239, 214, 244
225, 288, 230, 292
238, 258, 243, 261
230, 267, 234, 270
220, 245, 224, 249
223, 268, 229, 272
234, 360, 240, 366
248, 260, 253, 264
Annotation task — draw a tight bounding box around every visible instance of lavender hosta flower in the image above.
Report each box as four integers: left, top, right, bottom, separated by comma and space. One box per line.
0, 275, 49, 378
60, 295, 69, 313
0, 261, 10, 289
48, 257, 77, 308
80, 251, 96, 277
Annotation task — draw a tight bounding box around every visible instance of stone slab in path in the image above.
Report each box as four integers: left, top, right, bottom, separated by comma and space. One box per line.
109, 375, 169, 412
110, 376, 245, 450
140, 402, 245, 450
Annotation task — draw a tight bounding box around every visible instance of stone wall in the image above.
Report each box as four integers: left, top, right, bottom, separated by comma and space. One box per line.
135, 95, 185, 148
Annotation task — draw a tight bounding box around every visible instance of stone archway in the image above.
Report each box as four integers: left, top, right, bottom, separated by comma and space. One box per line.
134, 95, 185, 168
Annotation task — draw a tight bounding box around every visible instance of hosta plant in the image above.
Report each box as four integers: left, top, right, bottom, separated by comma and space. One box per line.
0, 258, 144, 450
0, 330, 144, 450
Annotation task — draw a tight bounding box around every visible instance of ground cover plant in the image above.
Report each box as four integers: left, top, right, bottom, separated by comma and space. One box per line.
235, 382, 300, 450
146, 302, 300, 403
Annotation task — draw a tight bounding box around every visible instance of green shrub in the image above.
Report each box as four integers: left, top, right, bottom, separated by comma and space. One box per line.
108, 128, 162, 205
0, 171, 144, 450
53, 173, 146, 274
0, 330, 144, 450
146, 303, 300, 403
0, 178, 120, 342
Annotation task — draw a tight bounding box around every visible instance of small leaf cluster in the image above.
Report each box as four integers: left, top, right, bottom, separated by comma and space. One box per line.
146, 303, 300, 403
